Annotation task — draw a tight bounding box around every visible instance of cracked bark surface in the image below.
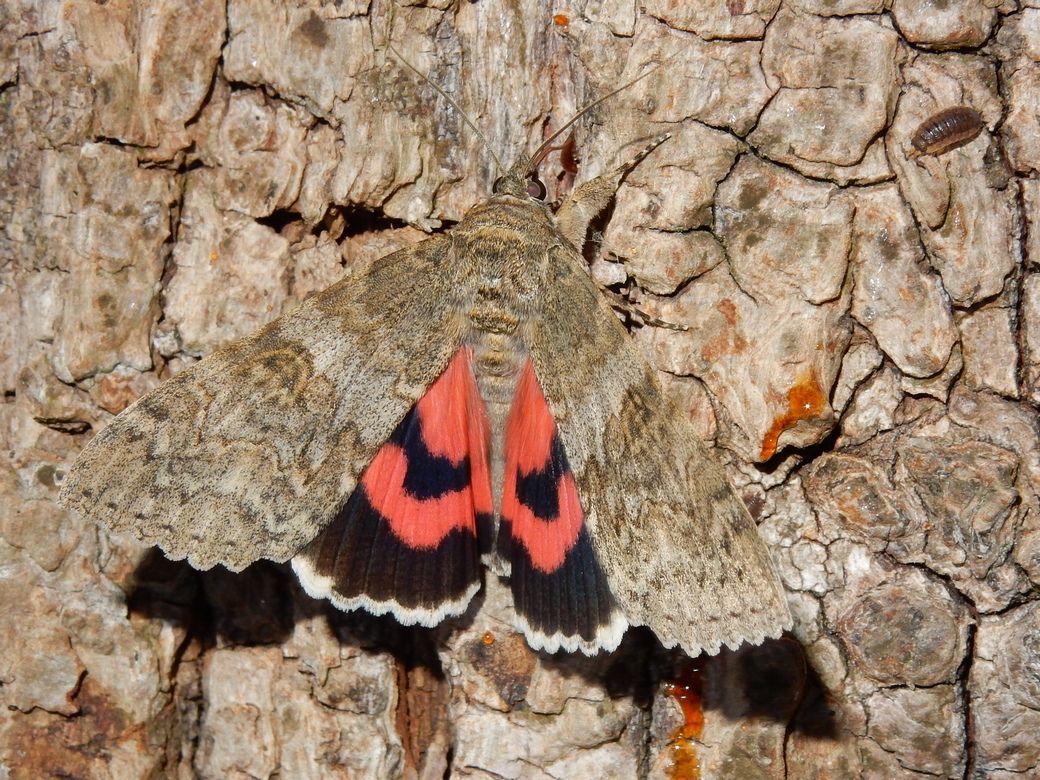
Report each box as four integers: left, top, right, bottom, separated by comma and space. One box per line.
1, 1, 1038, 778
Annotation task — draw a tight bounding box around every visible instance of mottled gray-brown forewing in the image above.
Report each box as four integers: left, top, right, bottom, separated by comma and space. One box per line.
59, 238, 468, 571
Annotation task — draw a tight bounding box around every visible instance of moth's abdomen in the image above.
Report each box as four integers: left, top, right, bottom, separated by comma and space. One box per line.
466, 284, 531, 521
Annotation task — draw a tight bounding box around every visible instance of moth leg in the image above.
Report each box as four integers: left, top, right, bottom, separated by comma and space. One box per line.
594, 278, 688, 331
555, 134, 670, 249
621, 303, 688, 332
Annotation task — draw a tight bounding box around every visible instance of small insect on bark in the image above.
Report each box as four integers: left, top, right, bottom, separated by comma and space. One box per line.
59, 61, 792, 658
909, 106, 985, 158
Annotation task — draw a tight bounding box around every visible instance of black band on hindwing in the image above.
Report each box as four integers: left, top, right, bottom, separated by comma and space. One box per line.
514, 434, 569, 519
308, 487, 483, 608
390, 408, 471, 500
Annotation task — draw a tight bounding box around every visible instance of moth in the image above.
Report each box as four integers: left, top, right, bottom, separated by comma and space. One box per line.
59, 87, 792, 657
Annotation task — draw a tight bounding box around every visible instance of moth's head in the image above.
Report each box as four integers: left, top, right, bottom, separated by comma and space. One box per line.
491, 156, 549, 202
485, 64, 662, 203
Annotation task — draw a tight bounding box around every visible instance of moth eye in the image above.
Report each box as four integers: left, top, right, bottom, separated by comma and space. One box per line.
526, 176, 547, 200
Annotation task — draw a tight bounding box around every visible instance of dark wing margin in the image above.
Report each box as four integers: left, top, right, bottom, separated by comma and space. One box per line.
59, 237, 470, 572
527, 245, 792, 657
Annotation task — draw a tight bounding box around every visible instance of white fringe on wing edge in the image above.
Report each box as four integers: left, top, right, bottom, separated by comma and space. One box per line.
291, 555, 481, 628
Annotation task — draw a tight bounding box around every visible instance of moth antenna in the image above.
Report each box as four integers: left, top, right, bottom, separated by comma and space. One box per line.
529, 59, 669, 170
384, 40, 505, 175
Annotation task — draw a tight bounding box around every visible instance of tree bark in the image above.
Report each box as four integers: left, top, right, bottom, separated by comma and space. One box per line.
1, 0, 1037, 778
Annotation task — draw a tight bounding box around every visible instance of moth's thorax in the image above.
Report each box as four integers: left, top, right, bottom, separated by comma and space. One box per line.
456, 195, 560, 247
454, 193, 563, 398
